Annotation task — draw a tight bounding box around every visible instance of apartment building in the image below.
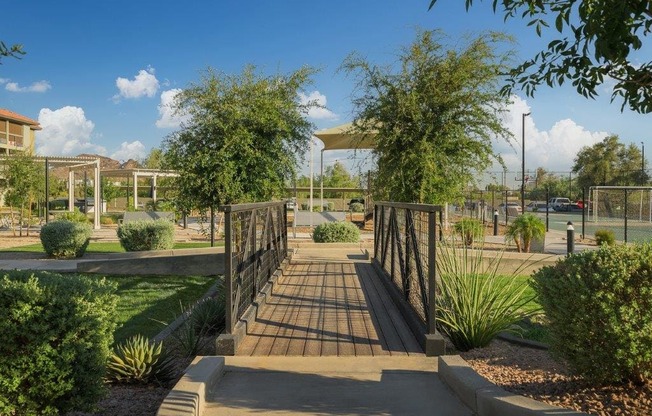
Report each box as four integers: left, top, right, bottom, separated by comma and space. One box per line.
0, 108, 41, 154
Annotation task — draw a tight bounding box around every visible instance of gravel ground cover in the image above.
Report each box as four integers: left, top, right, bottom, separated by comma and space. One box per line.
462, 339, 652, 416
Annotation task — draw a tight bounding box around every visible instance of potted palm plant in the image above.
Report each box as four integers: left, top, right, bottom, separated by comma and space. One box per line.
505, 213, 546, 253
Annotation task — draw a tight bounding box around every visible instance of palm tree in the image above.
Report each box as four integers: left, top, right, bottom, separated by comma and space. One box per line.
505, 214, 545, 253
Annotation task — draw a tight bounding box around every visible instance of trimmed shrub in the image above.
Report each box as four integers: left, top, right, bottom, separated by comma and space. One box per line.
301, 203, 309, 211
453, 218, 484, 246
106, 335, 176, 386
532, 243, 652, 384
350, 202, 364, 212
323, 201, 335, 211
0, 271, 117, 415
117, 219, 175, 251
40, 220, 93, 259
595, 229, 615, 246
312, 221, 360, 243
436, 243, 539, 351
55, 208, 89, 223
100, 215, 115, 225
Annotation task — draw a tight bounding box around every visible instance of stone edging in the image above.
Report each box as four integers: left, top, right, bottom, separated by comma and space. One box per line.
157, 356, 225, 416
438, 355, 588, 416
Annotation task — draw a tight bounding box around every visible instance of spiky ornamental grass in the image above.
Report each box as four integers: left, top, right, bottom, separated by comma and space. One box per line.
435, 239, 541, 351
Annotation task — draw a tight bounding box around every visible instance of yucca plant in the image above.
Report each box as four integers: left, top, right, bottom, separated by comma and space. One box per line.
435, 239, 541, 351
453, 218, 484, 246
191, 280, 226, 336
106, 335, 176, 385
504, 213, 545, 253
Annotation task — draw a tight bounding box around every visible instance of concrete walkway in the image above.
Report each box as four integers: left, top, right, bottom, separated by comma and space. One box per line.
197, 357, 471, 416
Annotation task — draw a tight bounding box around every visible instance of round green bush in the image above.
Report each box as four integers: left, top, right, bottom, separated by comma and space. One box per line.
55, 208, 89, 223
312, 221, 360, 243
350, 202, 364, 212
117, 219, 175, 251
595, 229, 616, 246
532, 243, 652, 384
0, 271, 117, 415
40, 220, 93, 259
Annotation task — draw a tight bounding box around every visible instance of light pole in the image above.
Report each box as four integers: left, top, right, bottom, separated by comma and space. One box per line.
521, 112, 531, 213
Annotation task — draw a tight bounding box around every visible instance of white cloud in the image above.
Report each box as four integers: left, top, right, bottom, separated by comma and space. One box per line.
299, 91, 338, 120
5, 80, 51, 93
156, 88, 188, 128
111, 141, 147, 161
114, 67, 159, 100
494, 96, 607, 174
36, 106, 106, 156
0, 78, 9, 84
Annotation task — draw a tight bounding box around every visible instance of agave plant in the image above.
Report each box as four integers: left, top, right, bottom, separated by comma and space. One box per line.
106, 335, 176, 385
435, 238, 541, 351
504, 213, 545, 253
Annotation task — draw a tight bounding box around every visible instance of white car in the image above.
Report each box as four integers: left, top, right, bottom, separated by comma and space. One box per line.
549, 197, 571, 211
526, 202, 553, 212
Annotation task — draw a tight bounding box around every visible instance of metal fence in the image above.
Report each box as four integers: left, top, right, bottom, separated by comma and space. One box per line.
588, 187, 652, 243
373, 201, 442, 335
221, 201, 288, 334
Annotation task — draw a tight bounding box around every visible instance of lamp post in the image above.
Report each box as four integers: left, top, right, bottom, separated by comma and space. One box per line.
642, 141, 645, 175
521, 112, 531, 213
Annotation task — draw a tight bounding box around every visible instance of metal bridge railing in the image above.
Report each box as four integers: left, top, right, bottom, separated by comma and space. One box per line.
221, 201, 288, 334
373, 201, 443, 336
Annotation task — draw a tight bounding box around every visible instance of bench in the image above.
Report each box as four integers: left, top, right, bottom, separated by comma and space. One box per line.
120, 211, 175, 224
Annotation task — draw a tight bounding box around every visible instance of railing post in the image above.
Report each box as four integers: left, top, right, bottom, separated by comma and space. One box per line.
428, 211, 437, 335
624, 189, 628, 243
224, 208, 234, 334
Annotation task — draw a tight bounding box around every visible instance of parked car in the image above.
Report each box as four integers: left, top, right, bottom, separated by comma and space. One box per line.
498, 202, 522, 214
549, 197, 571, 211
556, 203, 584, 212
525, 201, 553, 212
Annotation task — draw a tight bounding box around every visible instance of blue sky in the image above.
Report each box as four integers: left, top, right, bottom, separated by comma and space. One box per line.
2, 0, 650, 187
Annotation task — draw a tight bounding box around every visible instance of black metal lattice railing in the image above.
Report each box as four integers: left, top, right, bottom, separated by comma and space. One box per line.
374, 201, 443, 335
221, 201, 288, 334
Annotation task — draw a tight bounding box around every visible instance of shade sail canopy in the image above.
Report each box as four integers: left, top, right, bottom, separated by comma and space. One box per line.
314, 122, 377, 151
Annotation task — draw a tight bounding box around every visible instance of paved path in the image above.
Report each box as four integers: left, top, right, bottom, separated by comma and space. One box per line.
204, 356, 470, 416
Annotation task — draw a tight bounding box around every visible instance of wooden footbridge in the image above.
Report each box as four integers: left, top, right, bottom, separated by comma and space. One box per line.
216, 201, 446, 357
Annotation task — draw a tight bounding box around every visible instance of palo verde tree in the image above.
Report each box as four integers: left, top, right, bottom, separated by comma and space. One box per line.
429, 1, 652, 113
164, 65, 317, 216
573, 134, 648, 189
341, 30, 513, 204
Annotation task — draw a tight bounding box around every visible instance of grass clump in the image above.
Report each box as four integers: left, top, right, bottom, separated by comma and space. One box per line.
532, 243, 652, 384
436, 241, 540, 351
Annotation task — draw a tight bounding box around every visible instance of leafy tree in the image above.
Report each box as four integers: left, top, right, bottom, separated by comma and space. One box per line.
528, 168, 570, 200
429, 0, 652, 113
1, 154, 44, 236
342, 30, 513, 204
572, 135, 648, 189
164, 65, 317, 213
0, 41, 25, 64
142, 148, 165, 169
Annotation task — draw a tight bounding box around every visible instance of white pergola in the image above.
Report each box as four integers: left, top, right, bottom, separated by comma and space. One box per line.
101, 168, 179, 210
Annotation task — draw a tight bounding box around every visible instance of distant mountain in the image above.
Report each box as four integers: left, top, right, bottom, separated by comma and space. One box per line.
49, 154, 142, 179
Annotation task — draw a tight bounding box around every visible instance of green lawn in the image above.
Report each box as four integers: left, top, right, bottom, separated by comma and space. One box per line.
494, 274, 549, 344
2, 241, 218, 253
92, 274, 218, 343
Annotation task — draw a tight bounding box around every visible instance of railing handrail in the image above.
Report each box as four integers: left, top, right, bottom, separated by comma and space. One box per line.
220, 200, 286, 213
375, 200, 443, 213
220, 200, 288, 334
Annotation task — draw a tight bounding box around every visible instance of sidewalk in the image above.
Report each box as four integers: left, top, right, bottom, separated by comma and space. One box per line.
485, 229, 597, 255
